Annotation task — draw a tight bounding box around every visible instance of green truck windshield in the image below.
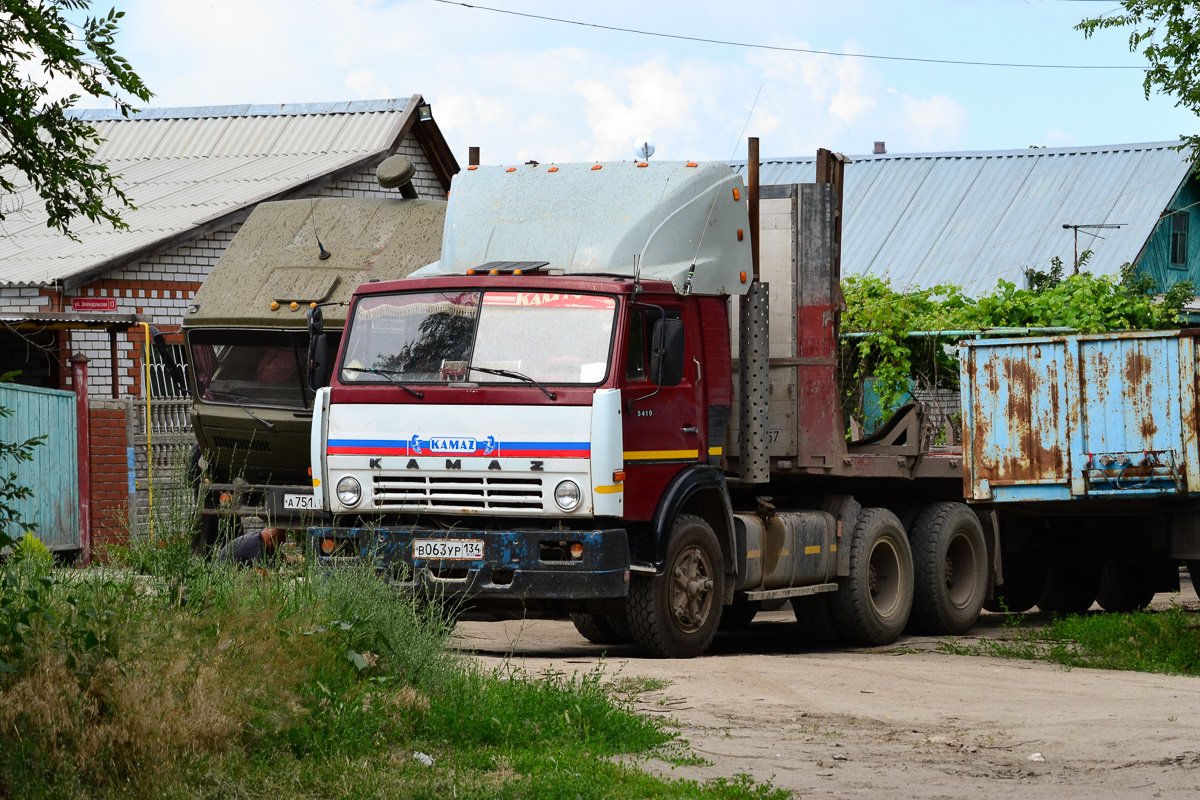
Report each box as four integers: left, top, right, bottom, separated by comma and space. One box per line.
188, 329, 313, 410
340, 290, 617, 385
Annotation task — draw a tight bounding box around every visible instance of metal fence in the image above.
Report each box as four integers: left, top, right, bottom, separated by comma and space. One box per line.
130, 397, 195, 537
0, 382, 79, 550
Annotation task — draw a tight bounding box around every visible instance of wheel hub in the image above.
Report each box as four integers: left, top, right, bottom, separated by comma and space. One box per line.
670, 546, 714, 633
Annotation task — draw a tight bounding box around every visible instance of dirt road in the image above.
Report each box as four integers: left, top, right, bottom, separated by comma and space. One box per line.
456, 584, 1200, 799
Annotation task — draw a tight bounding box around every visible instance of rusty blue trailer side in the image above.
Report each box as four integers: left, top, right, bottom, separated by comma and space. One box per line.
961, 330, 1198, 503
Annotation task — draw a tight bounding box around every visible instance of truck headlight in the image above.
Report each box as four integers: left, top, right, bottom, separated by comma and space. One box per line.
554, 480, 581, 511
336, 476, 362, 507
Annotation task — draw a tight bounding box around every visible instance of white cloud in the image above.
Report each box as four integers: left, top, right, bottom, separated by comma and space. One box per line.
900, 94, 968, 150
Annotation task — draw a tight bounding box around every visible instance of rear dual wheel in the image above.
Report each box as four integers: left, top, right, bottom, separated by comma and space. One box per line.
571, 612, 633, 645
831, 508, 913, 646
907, 503, 988, 636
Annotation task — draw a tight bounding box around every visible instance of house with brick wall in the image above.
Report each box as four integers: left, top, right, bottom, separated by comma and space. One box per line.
0, 96, 459, 557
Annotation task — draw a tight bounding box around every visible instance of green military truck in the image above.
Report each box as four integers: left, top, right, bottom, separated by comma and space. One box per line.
182, 156, 447, 547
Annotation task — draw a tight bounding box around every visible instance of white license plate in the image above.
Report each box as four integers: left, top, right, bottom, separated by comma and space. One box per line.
413, 538, 484, 560
283, 492, 316, 510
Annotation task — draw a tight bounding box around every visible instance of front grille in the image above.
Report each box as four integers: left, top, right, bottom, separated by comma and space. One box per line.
373, 474, 544, 510
212, 436, 271, 453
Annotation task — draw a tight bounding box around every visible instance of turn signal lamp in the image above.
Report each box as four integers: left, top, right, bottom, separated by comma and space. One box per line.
569, 542, 584, 559
612, 471, 625, 483
737, 229, 744, 241
320, 538, 336, 555
740, 271, 747, 283
270, 301, 279, 310
733, 188, 740, 200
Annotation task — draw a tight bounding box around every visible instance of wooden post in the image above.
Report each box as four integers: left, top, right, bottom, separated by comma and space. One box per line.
71, 352, 91, 566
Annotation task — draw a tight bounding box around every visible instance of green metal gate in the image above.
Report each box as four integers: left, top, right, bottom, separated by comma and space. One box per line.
0, 382, 79, 550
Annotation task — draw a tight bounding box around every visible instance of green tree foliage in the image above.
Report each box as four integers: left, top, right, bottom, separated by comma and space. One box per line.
0, 0, 151, 238
842, 259, 1194, 417
1077, 1, 1200, 161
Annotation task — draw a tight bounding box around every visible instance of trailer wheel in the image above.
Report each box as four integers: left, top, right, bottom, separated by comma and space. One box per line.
984, 557, 1046, 613
570, 612, 632, 645
627, 514, 724, 658
1037, 562, 1101, 615
1096, 563, 1156, 612
830, 508, 913, 646
907, 503, 987, 635
792, 593, 842, 646
718, 598, 762, 632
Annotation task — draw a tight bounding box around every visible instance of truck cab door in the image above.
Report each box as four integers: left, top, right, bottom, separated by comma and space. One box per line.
621, 301, 706, 516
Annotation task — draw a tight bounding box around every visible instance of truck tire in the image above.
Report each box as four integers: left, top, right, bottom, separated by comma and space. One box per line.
830, 508, 913, 646
792, 593, 842, 646
907, 503, 988, 635
1096, 563, 1156, 612
718, 598, 762, 632
570, 612, 632, 645
984, 557, 1046, 613
627, 514, 724, 658
1037, 562, 1101, 615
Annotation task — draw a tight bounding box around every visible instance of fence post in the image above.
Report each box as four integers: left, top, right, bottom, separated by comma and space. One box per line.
71, 352, 91, 566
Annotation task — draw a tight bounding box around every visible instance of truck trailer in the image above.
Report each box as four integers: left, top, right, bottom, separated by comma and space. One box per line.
182, 156, 446, 547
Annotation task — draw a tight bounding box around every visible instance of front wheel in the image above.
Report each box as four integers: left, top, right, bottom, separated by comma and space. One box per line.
627, 514, 725, 658
830, 508, 914, 646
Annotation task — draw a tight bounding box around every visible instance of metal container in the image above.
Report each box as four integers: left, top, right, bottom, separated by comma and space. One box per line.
961, 330, 1198, 502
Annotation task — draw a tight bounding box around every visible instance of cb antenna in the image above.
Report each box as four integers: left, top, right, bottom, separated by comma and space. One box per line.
309, 198, 332, 260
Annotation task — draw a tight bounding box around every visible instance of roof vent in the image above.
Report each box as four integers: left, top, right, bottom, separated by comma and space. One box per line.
376, 154, 418, 198
874, 141, 887, 155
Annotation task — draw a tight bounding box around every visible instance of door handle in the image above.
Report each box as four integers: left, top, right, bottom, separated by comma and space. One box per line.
682, 426, 699, 434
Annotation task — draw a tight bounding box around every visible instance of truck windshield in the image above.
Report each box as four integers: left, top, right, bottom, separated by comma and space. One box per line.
188, 329, 313, 410
340, 290, 617, 385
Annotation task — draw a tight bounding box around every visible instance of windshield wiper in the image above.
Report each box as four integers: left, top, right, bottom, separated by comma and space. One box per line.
469, 366, 556, 401
207, 390, 276, 429
342, 367, 424, 399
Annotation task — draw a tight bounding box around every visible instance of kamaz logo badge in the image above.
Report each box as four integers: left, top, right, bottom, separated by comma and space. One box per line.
409, 435, 498, 455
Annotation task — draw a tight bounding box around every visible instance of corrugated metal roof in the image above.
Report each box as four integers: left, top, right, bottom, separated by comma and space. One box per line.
1, 97, 422, 288
730, 142, 1193, 295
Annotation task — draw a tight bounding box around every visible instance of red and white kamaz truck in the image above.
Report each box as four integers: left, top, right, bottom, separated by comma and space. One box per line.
306, 151, 1012, 658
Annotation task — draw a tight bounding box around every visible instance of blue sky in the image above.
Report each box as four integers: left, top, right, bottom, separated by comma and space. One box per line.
92, 0, 1199, 164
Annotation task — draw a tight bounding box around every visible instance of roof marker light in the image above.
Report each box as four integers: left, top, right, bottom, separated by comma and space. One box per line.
467, 165, 478, 170
310, 302, 317, 308
289, 301, 299, 311
686, 162, 698, 167
506, 167, 516, 172
637, 162, 648, 168
733, 188, 740, 200
489, 269, 499, 275
466, 269, 476, 275
548, 166, 559, 172
591, 164, 602, 170
513, 269, 524, 275
270, 301, 279, 310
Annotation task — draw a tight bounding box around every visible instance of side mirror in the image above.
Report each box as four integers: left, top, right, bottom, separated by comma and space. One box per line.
649, 318, 685, 387
307, 307, 329, 391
